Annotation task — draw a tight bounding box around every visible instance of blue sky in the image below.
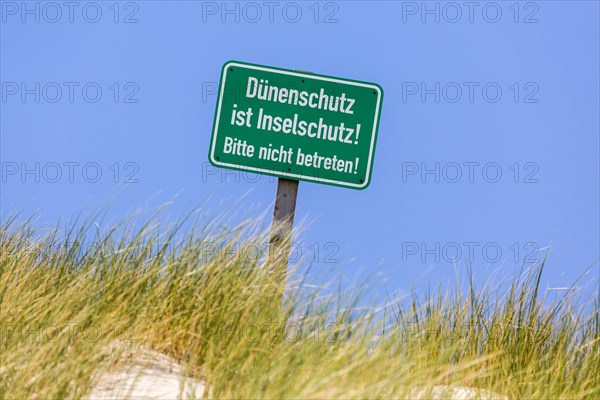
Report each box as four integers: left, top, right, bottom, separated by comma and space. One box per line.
1, 1, 598, 301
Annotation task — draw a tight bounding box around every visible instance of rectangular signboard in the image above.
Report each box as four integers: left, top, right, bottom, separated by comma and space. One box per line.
208, 61, 383, 189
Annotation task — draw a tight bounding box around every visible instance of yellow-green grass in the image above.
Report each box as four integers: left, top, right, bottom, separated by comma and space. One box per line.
0, 213, 598, 399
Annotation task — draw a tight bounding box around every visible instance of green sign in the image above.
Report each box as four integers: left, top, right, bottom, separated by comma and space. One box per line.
209, 61, 383, 189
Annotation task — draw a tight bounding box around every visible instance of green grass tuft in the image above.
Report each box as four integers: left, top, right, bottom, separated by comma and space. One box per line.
0, 213, 598, 399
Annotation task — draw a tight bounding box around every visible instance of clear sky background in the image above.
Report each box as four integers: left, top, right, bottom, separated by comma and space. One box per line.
1, 1, 598, 302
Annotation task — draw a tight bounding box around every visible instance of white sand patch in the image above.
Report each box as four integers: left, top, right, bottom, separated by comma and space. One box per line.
86, 347, 204, 400
86, 344, 507, 400
407, 385, 508, 400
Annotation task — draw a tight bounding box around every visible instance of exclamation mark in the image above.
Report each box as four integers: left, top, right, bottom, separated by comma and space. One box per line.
354, 124, 361, 144
354, 157, 359, 174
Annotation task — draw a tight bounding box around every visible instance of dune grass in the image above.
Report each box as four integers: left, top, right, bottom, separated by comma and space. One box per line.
0, 212, 598, 399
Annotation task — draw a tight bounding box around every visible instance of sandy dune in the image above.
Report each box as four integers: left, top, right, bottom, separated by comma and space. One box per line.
86, 344, 506, 400
86, 348, 204, 400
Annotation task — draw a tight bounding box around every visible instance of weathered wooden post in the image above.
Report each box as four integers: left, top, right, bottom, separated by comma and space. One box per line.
268, 177, 299, 275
